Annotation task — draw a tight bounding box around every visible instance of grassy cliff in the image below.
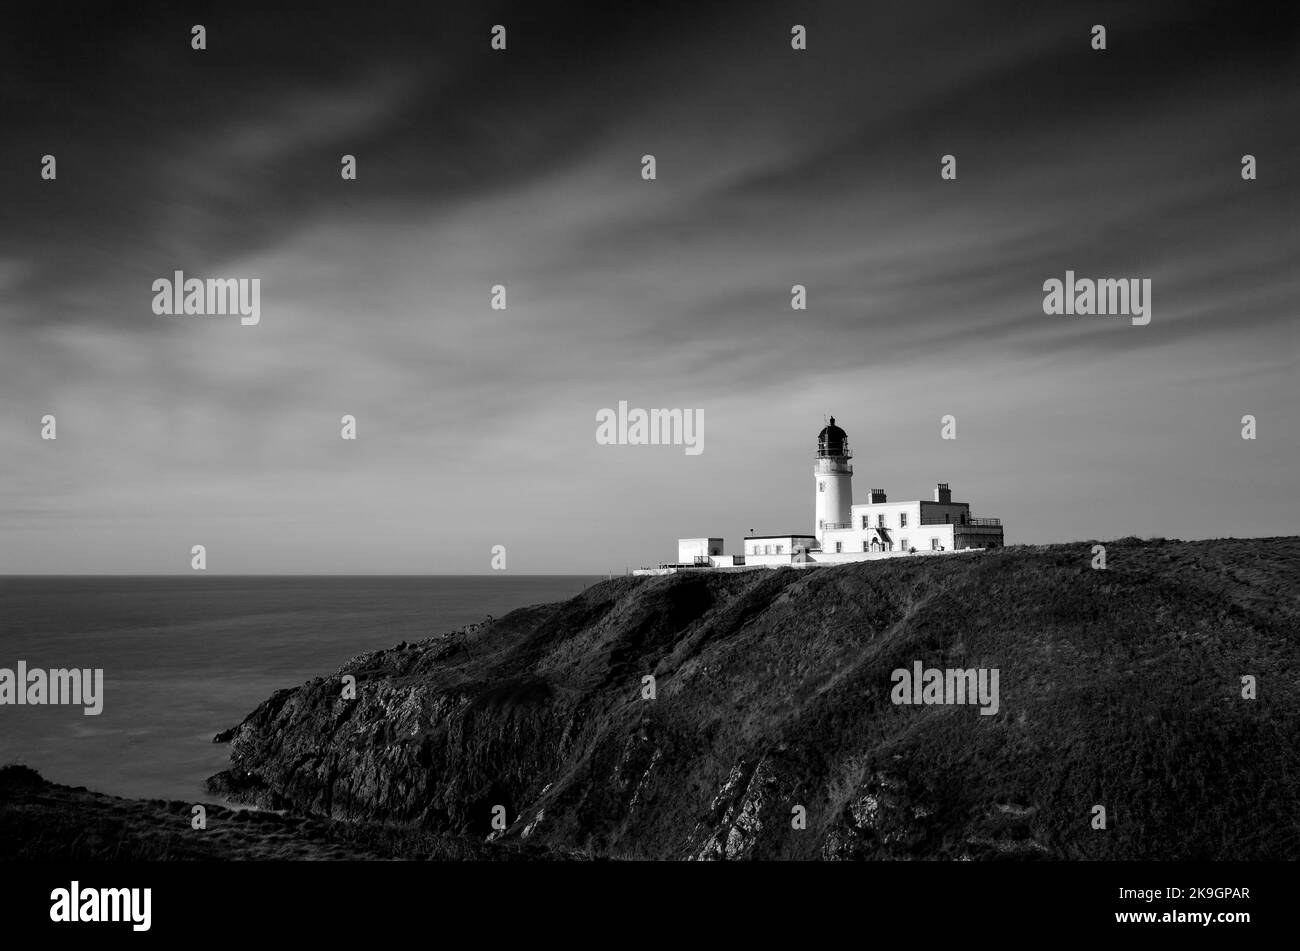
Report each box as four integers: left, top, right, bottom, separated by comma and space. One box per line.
205, 536, 1300, 860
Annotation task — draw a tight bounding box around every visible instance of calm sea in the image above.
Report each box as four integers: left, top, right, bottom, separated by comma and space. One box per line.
0, 576, 601, 801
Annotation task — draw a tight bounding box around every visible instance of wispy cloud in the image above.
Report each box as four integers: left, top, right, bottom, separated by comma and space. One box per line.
1, 0, 1296, 571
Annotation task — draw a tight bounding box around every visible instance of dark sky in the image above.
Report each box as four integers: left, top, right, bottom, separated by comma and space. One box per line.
1, 1, 1296, 572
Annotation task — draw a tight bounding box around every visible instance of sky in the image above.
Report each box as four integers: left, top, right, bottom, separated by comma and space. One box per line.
1, 0, 1297, 573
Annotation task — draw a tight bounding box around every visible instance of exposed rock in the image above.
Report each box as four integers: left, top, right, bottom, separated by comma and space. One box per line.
1, 765, 564, 861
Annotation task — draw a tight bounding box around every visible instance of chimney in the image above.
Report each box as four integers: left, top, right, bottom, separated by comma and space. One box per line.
935, 483, 951, 504
869, 488, 887, 503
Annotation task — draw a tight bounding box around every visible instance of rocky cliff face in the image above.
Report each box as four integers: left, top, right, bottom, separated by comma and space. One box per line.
208, 537, 1300, 860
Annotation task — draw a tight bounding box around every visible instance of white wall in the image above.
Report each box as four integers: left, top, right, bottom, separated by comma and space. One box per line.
821, 520, 956, 554
677, 537, 724, 562
633, 545, 990, 574
848, 501, 925, 533
744, 536, 815, 557
814, 461, 852, 542
804, 546, 974, 565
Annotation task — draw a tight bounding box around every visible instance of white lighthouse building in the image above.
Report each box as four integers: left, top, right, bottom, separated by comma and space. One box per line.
645, 415, 1005, 573
814, 417, 853, 545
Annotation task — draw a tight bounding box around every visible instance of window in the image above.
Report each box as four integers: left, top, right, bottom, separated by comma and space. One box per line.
877, 514, 885, 527
900, 537, 909, 551
862, 541, 869, 552
764, 545, 771, 555
775, 545, 783, 554
818, 482, 825, 493
835, 541, 843, 553
900, 512, 908, 527
861, 515, 869, 529
931, 538, 940, 551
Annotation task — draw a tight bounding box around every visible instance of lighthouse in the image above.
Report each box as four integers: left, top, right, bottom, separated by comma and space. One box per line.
814, 417, 853, 544
649, 411, 1006, 574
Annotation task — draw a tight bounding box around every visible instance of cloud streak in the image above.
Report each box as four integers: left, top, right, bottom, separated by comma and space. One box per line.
1, 0, 1296, 571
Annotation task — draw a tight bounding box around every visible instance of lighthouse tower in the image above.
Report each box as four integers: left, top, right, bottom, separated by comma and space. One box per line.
814, 417, 853, 544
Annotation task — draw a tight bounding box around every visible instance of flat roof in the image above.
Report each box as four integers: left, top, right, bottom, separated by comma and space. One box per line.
851, 499, 969, 507
744, 534, 817, 540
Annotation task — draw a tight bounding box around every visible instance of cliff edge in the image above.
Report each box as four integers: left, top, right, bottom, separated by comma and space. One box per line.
207, 537, 1300, 860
